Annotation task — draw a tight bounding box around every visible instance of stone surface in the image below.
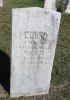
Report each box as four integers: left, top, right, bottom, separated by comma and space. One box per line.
0, 0, 3, 7
11, 8, 61, 97
65, 0, 70, 13
44, 0, 56, 11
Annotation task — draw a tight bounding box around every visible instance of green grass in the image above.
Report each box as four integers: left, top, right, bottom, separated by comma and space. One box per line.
0, 0, 70, 100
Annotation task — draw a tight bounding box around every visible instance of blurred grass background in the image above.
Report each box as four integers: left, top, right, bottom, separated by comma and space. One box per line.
0, 0, 70, 100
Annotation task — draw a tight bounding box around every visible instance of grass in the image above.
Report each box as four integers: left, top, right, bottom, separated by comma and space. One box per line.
0, 0, 70, 100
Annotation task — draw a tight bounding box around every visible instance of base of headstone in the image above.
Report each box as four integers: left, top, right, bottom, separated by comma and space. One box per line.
65, 0, 70, 13
44, 0, 56, 11
0, 0, 3, 7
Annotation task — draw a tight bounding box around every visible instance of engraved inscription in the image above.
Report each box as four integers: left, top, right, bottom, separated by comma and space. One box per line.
19, 31, 48, 65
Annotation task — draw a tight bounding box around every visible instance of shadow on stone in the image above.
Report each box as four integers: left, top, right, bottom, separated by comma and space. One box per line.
0, 50, 10, 94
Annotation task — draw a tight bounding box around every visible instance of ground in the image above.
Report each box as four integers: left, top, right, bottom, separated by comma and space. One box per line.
0, 0, 70, 100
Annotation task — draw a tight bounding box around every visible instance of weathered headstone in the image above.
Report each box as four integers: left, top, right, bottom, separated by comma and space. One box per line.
65, 0, 70, 13
44, 0, 56, 11
0, 0, 3, 7
11, 8, 61, 97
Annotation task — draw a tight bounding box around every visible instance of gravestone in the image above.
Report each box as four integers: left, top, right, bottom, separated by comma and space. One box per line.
44, 0, 56, 11
65, 0, 70, 13
0, 0, 3, 7
11, 8, 61, 97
